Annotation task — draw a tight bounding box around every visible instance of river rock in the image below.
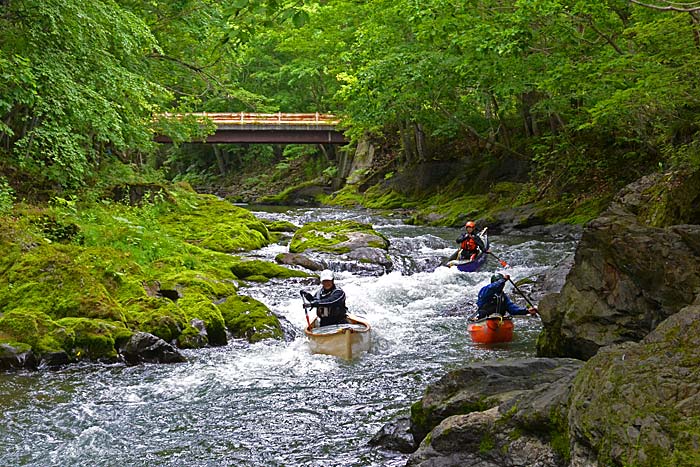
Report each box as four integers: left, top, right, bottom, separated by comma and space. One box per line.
537, 170, 700, 360
0, 342, 37, 371
275, 252, 325, 271
121, 332, 186, 365
406, 358, 583, 467
368, 416, 416, 453
342, 247, 393, 272
407, 407, 563, 467
410, 358, 584, 444
567, 305, 700, 466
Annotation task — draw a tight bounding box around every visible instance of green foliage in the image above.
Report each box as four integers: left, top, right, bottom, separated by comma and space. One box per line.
0, 0, 170, 187
0, 177, 14, 215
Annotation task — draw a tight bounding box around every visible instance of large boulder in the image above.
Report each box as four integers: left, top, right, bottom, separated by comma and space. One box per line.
403, 358, 583, 466
567, 305, 700, 466
537, 170, 700, 360
409, 358, 584, 444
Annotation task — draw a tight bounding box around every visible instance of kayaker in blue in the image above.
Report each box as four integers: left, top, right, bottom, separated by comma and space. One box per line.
475, 273, 537, 319
301, 269, 348, 326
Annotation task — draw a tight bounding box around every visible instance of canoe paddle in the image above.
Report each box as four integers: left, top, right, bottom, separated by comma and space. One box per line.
487, 251, 509, 268
299, 290, 311, 328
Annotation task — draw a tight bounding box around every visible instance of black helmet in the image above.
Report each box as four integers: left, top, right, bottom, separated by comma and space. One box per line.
491, 273, 504, 283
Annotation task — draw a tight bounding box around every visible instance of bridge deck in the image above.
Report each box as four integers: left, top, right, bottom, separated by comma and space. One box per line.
156, 112, 347, 144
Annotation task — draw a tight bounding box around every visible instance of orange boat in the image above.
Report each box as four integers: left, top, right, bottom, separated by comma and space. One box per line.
467, 315, 514, 344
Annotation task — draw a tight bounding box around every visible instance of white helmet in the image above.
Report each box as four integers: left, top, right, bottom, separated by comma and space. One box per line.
319, 269, 334, 281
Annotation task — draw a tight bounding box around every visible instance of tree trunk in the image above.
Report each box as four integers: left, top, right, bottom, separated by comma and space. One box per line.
413, 123, 427, 162
520, 91, 540, 137
400, 120, 418, 164
213, 145, 226, 176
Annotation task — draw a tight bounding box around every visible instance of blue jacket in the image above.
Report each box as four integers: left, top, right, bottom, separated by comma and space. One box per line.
476, 279, 528, 317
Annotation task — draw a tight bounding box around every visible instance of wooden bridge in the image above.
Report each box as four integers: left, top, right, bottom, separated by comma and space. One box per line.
154, 112, 348, 144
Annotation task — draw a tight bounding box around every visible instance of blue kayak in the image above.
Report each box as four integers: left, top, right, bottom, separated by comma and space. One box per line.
446, 229, 489, 272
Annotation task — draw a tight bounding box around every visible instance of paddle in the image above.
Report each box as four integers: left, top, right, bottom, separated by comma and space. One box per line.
299, 290, 312, 328
507, 277, 537, 314
487, 251, 509, 268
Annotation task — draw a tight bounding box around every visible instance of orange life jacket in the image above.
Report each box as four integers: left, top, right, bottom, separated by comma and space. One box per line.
461, 235, 477, 252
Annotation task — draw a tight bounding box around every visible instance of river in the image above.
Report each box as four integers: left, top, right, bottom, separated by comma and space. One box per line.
0, 206, 577, 467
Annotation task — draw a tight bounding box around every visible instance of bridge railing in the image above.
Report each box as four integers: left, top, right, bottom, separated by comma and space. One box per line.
162, 112, 341, 125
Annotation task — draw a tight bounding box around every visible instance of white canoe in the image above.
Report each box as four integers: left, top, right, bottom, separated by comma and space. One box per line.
304, 314, 371, 360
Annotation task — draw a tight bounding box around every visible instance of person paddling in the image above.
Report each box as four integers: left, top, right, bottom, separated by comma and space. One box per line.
301, 269, 348, 327
456, 220, 487, 261
474, 273, 537, 319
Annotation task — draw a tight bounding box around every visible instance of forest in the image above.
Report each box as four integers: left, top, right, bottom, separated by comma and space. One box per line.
1, 0, 700, 217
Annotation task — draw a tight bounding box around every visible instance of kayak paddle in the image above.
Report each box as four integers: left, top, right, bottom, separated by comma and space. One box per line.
487, 251, 509, 268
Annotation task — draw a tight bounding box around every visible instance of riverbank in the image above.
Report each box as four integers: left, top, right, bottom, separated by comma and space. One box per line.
0, 181, 312, 370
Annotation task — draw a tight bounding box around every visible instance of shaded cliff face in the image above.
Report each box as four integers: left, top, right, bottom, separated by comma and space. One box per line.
536, 170, 700, 360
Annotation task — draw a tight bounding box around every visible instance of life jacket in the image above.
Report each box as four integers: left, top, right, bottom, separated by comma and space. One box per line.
480, 292, 506, 316
461, 235, 478, 252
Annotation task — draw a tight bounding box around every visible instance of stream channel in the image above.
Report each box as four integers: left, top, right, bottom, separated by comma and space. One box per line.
0, 206, 577, 467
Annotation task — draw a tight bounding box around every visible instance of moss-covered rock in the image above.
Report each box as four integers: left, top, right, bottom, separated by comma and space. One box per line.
160, 194, 271, 253
0, 308, 67, 354
218, 294, 283, 343
0, 244, 125, 322
568, 306, 700, 466
537, 170, 700, 360
263, 219, 298, 233
159, 269, 237, 297
55, 317, 132, 361
123, 297, 187, 343
289, 220, 389, 254
176, 293, 227, 347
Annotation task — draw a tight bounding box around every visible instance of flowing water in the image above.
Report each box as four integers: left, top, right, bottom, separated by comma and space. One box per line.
0, 207, 577, 467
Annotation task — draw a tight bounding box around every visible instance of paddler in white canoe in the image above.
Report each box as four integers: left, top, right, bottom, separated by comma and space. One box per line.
300, 269, 371, 360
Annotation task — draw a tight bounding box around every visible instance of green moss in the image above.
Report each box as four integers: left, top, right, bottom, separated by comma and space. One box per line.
479, 433, 496, 453
123, 297, 187, 343
263, 219, 298, 233
0, 341, 33, 357
74, 247, 147, 300
321, 185, 365, 207
218, 294, 283, 343
229, 259, 309, 281
257, 179, 323, 204
160, 194, 270, 253
289, 220, 388, 253
0, 244, 125, 322
0, 308, 66, 354
56, 317, 131, 360
159, 269, 237, 297
176, 293, 227, 346
362, 187, 410, 210
549, 410, 571, 462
